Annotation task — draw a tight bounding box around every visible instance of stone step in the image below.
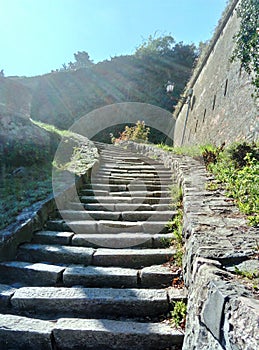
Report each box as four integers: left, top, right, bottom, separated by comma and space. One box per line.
63, 264, 179, 288
32, 231, 74, 245
53, 318, 184, 350
17, 244, 175, 268
71, 233, 175, 249
96, 171, 172, 179
10, 286, 184, 318
0, 313, 54, 350
33, 231, 175, 248
63, 265, 139, 288
79, 195, 171, 204
60, 210, 175, 222
0, 261, 65, 286
66, 219, 169, 234
16, 243, 95, 265
0, 313, 184, 350
92, 248, 175, 268
68, 202, 159, 212
85, 183, 169, 191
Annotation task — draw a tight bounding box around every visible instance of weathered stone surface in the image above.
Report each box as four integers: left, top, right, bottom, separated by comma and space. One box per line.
63, 265, 138, 288
53, 318, 183, 350
140, 264, 178, 287
0, 313, 54, 350
224, 297, 259, 350
61, 210, 121, 221
0, 284, 16, 310
0, 261, 65, 286
97, 220, 143, 233
93, 248, 175, 268
72, 233, 153, 248
121, 210, 175, 222
17, 243, 94, 264
32, 230, 74, 245
11, 287, 169, 317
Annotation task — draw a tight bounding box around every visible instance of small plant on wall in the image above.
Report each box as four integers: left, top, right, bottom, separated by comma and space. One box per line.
231, 0, 259, 96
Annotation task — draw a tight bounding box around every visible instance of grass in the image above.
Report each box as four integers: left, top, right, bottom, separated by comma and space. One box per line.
166, 185, 184, 267
0, 163, 52, 230
1, 120, 98, 230
170, 300, 187, 329
159, 141, 259, 227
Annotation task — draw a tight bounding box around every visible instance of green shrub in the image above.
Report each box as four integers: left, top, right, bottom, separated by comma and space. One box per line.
111, 121, 150, 143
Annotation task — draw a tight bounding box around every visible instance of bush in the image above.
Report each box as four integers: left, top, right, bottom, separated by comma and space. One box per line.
111, 121, 150, 143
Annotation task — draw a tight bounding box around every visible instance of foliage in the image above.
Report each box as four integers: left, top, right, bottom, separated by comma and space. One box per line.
111, 121, 150, 143
61, 51, 94, 71
159, 141, 259, 226
170, 300, 187, 329
0, 163, 52, 230
207, 143, 259, 226
231, 0, 259, 93
234, 266, 259, 280
166, 186, 184, 266
30, 34, 197, 131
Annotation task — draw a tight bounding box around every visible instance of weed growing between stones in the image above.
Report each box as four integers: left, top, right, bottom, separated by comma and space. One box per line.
206, 142, 259, 226
170, 300, 187, 329
157, 141, 258, 226
166, 186, 184, 267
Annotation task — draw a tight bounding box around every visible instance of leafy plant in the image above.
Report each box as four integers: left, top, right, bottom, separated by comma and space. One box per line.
111, 121, 150, 144
231, 0, 259, 95
170, 300, 187, 328
234, 266, 259, 280
166, 186, 184, 266
208, 143, 259, 226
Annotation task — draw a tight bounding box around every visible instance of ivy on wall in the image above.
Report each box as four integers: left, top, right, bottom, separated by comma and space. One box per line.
231, 0, 259, 94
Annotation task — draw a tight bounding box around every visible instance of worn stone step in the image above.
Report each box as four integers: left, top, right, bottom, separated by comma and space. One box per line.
71, 233, 175, 249
96, 171, 171, 179
53, 318, 184, 350
60, 210, 122, 221
63, 265, 138, 288
0, 284, 17, 311
66, 219, 169, 234
0, 313, 54, 350
60, 210, 175, 222
84, 190, 170, 198
16, 244, 175, 268
0, 261, 65, 286
10, 286, 183, 318
0, 313, 183, 350
17, 243, 95, 265
33, 231, 74, 245
63, 264, 179, 289
80, 196, 171, 205
85, 183, 169, 191
92, 248, 175, 268
68, 202, 158, 212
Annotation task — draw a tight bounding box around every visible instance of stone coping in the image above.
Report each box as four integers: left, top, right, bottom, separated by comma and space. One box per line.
125, 142, 259, 350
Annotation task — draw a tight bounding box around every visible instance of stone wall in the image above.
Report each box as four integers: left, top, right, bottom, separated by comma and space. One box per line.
126, 142, 259, 350
174, 0, 258, 146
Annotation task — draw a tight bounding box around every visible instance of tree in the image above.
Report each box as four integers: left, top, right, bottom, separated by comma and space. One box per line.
73, 51, 93, 69
135, 34, 175, 57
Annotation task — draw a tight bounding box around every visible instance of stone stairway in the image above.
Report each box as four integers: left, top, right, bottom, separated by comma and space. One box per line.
0, 142, 186, 350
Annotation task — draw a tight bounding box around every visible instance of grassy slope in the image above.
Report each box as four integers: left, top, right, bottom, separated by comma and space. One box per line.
0, 120, 98, 230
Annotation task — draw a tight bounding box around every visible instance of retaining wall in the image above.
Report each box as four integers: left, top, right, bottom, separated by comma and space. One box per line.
126, 142, 259, 350
173, 0, 258, 146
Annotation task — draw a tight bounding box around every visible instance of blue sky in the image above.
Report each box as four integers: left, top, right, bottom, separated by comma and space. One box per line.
0, 0, 228, 77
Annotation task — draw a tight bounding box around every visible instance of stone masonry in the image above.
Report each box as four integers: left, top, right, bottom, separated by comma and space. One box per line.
127, 142, 259, 350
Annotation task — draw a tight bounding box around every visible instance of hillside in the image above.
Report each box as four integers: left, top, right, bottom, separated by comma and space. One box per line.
10, 38, 197, 133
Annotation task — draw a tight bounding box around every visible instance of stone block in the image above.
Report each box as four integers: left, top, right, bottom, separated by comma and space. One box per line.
53, 318, 183, 350
0, 314, 53, 350
11, 286, 169, 318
